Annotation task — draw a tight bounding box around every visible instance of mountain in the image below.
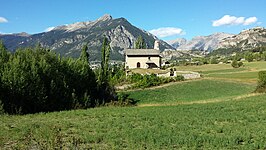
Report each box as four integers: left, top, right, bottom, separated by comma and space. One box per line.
168, 27, 266, 52
168, 33, 234, 51
219, 27, 266, 49
0, 14, 173, 61
167, 38, 187, 49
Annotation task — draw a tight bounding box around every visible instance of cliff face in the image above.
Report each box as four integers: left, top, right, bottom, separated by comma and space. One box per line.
0, 14, 173, 61
219, 27, 266, 49
168, 33, 234, 51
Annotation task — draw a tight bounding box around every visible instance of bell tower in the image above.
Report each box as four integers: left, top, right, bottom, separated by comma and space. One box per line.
154, 40, 160, 50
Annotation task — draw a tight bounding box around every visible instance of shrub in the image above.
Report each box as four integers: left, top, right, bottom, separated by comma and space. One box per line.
175, 75, 185, 81
231, 60, 239, 68
238, 61, 243, 67
129, 73, 185, 89
256, 71, 266, 93
0, 100, 4, 115
231, 60, 243, 68
245, 52, 254, 62
210, 58, 218, 64
106, 92, 138, 106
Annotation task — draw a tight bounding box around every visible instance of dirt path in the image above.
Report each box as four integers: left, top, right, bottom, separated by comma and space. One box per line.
138, 93, 264, 107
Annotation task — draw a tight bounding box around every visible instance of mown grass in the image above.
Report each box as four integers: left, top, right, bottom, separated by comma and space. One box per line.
174, 61, 266, 82
244, 61, 266, 70
1, 94, 266, 149
206, 71, 259, 82
126, 79, 255, 105
175, 61, 266, 73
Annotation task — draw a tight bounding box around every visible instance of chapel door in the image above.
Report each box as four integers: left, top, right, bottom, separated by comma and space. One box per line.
137, 62, 140, 68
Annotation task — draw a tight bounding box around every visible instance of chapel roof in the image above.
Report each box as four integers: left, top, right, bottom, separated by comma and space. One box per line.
125, 49, 161, 56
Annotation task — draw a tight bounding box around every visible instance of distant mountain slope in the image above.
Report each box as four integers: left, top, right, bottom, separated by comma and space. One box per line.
167, 38, 187, 49
0, 14, 173, 61
168, 33, 234, 51
219, 27, 266, 49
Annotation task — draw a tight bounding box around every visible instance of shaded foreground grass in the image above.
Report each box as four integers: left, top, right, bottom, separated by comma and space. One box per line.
126, 79, 255, 105
0, 94, 266, 149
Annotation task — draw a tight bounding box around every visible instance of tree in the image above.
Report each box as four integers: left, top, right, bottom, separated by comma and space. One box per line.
0, 46, 98, 114
97, 37, 115, 103
80, 43, 90, 64
100, 37, 110, 84
210, 57, 218, 64
262, 51, 266, 61
135, 35, 146, 49
245, 52, 254, 62
0, 40, 10, 64
256, 71, 266, 93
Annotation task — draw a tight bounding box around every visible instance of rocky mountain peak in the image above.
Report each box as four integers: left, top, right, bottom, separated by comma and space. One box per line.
219, 26, 266, 49
167, 38, 187, 49
168, 33, 234, 51
97, 14, 113, 22
0, 14, 173, 60
52, 14, 113, 32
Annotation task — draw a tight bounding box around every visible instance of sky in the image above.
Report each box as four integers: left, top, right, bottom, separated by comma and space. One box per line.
0, 0, 265, 40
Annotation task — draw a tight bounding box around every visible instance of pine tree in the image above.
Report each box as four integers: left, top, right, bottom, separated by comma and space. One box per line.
135, 35, 147, 49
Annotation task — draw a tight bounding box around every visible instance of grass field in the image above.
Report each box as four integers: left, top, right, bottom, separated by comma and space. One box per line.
126, 79, 255, 105
174, 61, 266, 83
1, 93, 266, 149
0, 61, 266, 149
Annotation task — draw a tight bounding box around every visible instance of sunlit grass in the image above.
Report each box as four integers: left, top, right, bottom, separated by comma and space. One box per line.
1, 94, 266, 149
1, 61, 266, 149
126, 79, 255, 105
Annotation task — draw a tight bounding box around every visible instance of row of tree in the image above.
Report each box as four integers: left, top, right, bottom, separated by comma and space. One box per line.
0, 38, 116, 114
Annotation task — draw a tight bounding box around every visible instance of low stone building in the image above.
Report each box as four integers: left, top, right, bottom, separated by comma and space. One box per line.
125, 41, 162, 69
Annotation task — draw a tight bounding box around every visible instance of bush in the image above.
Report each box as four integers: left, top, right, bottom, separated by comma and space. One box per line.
210, 58, 218, 64
256, 71, 266, 93
129, 73, 185, 89
175, 75, 185, 81
231, 60, 239, 68
238, 62, 243, 67
231, 60, 243, 68
106, 92, 138, 106
0, 100, 4, 115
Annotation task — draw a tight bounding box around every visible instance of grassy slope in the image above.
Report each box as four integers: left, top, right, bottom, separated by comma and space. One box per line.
126, 79, 255, 105
1, 61, 266, 149
175, 61, 266, 83
0, 94, 266, 149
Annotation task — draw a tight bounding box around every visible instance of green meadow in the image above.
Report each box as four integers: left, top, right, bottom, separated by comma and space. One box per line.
1, 61, 266, 149
126, 79, 255, 105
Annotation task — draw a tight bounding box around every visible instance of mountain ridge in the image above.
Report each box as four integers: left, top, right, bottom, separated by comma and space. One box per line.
167, 32, 234, 51
0, 14, 174, 61
167, 27, 266, 52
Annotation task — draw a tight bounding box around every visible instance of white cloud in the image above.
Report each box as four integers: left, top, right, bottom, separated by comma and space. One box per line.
149, 27, 185, 38
0, 17, 8, 23
44, 26, 55, 32
243, 17, 258, 25
212, 15, 258, 27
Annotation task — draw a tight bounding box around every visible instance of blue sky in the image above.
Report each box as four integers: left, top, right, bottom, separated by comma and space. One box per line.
0, 0, 265, 40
